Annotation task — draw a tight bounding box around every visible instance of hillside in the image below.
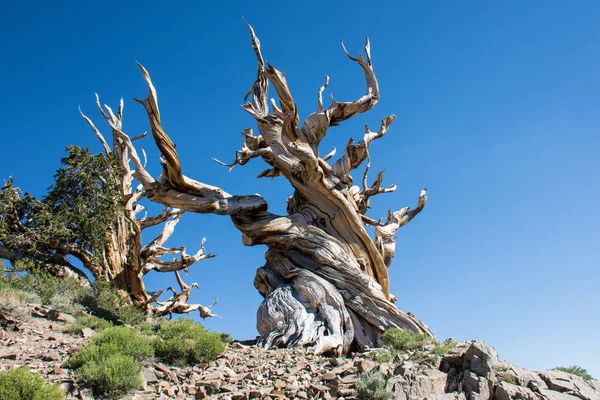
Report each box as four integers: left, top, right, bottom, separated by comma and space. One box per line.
1, 304, 598, 400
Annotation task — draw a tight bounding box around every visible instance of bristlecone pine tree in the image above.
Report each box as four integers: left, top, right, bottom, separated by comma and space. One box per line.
0, 132, 218, 319
79, 24, 433, 353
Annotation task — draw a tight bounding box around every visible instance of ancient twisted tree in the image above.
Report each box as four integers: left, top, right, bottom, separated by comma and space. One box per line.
86, 25, 432, 353
0, 122, 218, 319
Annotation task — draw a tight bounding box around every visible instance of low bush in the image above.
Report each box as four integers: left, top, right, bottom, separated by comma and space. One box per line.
502, 372, 520, 385
0, 281, 41, 305
381, 328, 433, 351
67, 326, 153, 398
76, 353, 142, 399
49, 292, 86, 317
0, 366, 64, 400
356, 370, 392, 400
62, 315, 114, 335
219, 332, 233, 344
1, 261, 90, 307
0, 282, 40, 320
432, 338, 455, 356
553, 366, 593, 381
153, 318, 226, 366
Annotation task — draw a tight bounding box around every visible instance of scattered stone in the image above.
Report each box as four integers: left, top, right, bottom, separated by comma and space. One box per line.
357, 359, 378, 374
53, 364, 67, 375
45, 310, 76, 324
274, 379, 287, 389
143, 366, 159, 383
81, 328, 96, 338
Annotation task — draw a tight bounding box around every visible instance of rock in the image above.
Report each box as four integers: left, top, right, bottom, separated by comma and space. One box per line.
53, 364, 67, 375
81, 328, 96, 338
443, 342, 471, 367
42, 353, 59, 361
463, 341, 499, 378
357, 359, 379, 374
322, 372, 336, 381
390, 368, 448, 400
154, 363, 170, 374
274, 379, 287, 389
143, 367, 159, 384
494, 381, 537, 400
539, 370, 600, 400
45, 310, 76, 324
195, 386, 208, 399
79, 388, 94, 400
501, 364, 547, 389
537, 388, 581, 400
425, 394, 467, 400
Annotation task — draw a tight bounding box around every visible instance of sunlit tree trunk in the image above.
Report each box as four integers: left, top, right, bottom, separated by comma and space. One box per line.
86, 25, 432, 352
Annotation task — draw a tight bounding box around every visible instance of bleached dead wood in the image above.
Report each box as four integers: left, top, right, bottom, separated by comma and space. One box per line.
85, 24, 431, 352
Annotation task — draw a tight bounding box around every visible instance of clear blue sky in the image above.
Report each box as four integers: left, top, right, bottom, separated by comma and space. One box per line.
1, 1, 598, 377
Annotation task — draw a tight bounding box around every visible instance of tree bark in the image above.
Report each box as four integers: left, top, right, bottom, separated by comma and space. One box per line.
87, 24, 432, 353
78, 99, 218, 317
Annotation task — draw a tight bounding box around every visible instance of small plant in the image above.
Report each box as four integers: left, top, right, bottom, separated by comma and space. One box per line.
432, 338, 455, 356
356, 370, 392, 400
553, 366, 593, 381
502, 372, 520, 385
67, 326, 153, 398
1, 261, 90, 306
381, 328, 433, 352
153, 318, 226, 366
369, 348, 396, 363
0, 366, 65, 400
49, 292, 86, 317
219, 332, 233, 344
76, 353, 142, 399
62, 315, 114, 335
0, 282, 40, 320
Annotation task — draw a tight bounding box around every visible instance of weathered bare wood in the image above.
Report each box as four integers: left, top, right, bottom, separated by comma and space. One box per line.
83, 25, 430, 352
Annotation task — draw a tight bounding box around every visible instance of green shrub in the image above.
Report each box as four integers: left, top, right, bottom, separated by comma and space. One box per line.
153, 318, 225, 366
67, 327, 152, 398
49, 292, 86, 316
381, 328, 433, 352
68, 326, 153, 369
356, 370, 392, 400
0, 283, 39, 320
1, 261, 90, 306
219, 332, 233, 344
0, 366, 64, 400
502, 372, 520, 385
0, 281, 41, 305
191, 333, 227, 363
76, 353, 142, 398
432, 338, 455, 356
553, 366, 593, 381
62, 315, 114, 335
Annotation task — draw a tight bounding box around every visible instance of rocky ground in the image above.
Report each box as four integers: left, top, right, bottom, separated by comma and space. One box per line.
1, 307, 599, 400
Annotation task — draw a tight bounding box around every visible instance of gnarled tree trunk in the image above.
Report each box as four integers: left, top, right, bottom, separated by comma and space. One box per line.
88, 24, 432, 353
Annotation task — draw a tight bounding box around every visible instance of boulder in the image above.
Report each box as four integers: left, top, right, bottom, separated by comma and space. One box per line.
493, 381, 537, 400
537, 388, 582, 400
539, 370, 600, 400
502, 364, 547, 389
463, 341, 499, 378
